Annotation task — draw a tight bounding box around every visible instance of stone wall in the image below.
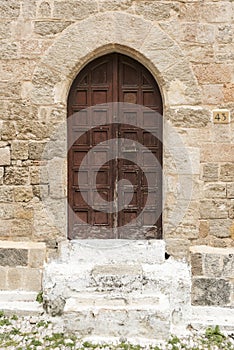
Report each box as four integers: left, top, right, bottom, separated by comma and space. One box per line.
0, 0, 233, 258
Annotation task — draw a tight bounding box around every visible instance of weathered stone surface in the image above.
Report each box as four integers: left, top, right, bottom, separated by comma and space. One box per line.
201, 144, 234, 163
0, 187, 14, 202
0, 147, 10, 166
209, 219, 233, 238
0, 167, 3, 185
222, 254, 234, 278
29, 248, 46, 268
220, 163, 234, 182
227, 184, 234, 198
7, 268, 22, 289
191, 253, 203, 276
99, 0, 133, 12
37, 1, 52, 18
201, 3, 233, 23
22, 268, 42, 291
0, 248, 28, 267
223, 84, 234, 103
135, 1, 179, 21
199, 220, 209, 238
0, 0, 20, 18
192, 278, 231, 306
11, 141, 29, 160
53, 0, 98, 20
0, 267, 7, 289
29, 142, 47, 160
200, 200, 228, 219
203, 254, 223, 277
204, 183, 226, 199
216, 25, 233, 44
14, 186, 33, 202
202, 163, 219, 182
34, 21, 72, 36
193, 64, 232, 84
202, 84, 223, 105
166, 107, 210, 128
4, 167, 29, 185
0, 81, 21, 99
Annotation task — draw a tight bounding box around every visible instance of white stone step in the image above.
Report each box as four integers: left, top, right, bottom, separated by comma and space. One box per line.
0, 291, 43, 315
62, 306, 170, 340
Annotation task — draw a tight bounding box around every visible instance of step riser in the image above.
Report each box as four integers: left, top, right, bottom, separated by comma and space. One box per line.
63, 309, 170, 339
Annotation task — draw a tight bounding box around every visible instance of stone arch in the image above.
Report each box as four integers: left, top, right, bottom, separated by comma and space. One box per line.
31, 11, 201, 107
30, 11, 201, 241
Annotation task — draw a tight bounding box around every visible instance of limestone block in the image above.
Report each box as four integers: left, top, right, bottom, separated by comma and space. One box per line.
29, 142, 47, 160
0, 0, 20, 18
22, 268, 42, 291
0, 21, 12, 39
14, 205, 34, 220
0, 248, 28, 267
11, 219, 33, 237
4, 167, 29, 185
216, 25, 233, 44
202, 163, 219, 182
166, 107, 210, 128
53, 0, 98, 20
191, 253, 203, 276
193, 64, 232, 84
0, 267, 7, 290
199, 220, 209, 238
0, 204, 14, 220
222, 255, 234, 278
99, 0, 133, 12
37, 1, 52, 18
201, 144, 234, 163
135, 1, 179, 21
0, 167, 3, 185
200, 200, 228, 219
0, 187, 14, 202
0, 81, 21, 99
22, 0, 37, 19
7, 268, 23, 290
0, 147, 10, 166
34, 21, 72, 36
201, 3, 233, 23
179, 3, 202, 22
227, 184, 234, 198
204, 183, 226, 199
165, 62, 201, 105
0, 220, 11, 237
14, 186, 33, 202
1, 121, 17, 141
11, 141, 29, 160
32, 184, 49, 200
0, 41, 18, 59
29, 248, 46, 268
223, 83, 234, 103
229, 201, 234, 219
220, 163, 234, 182
202, 84, 223, 105
192, 278, 231, 306
209, 218, 233, 238
203, 254, 223, 277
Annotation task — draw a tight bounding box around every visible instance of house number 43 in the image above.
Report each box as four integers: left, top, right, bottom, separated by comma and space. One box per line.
213, 110, 230, 124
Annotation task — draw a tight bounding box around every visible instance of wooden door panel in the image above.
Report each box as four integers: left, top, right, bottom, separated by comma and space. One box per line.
68, 53, 163, 239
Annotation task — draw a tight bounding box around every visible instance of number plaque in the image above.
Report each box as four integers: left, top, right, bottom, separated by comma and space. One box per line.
212, 110, 230, 124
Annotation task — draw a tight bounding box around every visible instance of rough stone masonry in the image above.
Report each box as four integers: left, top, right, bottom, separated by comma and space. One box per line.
0, 0, 234, 339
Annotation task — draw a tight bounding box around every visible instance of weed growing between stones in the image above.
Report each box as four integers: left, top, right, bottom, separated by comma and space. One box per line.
0, 311, 233, 349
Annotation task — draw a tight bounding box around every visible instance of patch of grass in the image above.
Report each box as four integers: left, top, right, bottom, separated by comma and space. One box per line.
36, 291, 43, 304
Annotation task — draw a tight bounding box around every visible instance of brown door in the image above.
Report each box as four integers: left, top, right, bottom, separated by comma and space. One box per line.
68, 53, 163, 239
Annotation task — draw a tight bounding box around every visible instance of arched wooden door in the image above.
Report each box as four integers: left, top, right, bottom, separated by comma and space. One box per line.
68, 53, 163, 239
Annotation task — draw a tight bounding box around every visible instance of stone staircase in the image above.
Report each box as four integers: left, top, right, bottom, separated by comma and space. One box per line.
43, 240, 191, 340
